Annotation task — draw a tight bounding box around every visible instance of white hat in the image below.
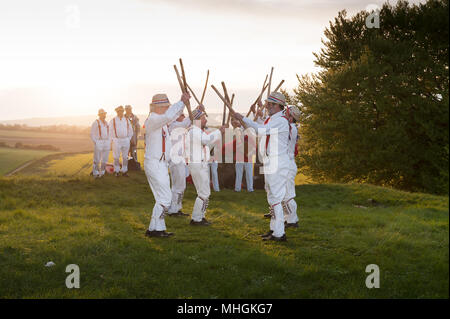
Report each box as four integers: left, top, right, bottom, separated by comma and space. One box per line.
266, 92, 286, 107
287, 105, 301, 122
192, 107, 205, 120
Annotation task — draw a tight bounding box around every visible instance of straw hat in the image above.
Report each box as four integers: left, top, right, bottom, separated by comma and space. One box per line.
192, 107, 205, 120
98, 108, 107, 116
115, 105, 124, 112
266, 92, 286, 107
150, 94, 171, 108
125, 105, 132, 110
287, 105, 301, 122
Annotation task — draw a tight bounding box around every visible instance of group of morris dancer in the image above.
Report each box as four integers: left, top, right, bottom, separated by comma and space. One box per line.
90, 83, 301, 241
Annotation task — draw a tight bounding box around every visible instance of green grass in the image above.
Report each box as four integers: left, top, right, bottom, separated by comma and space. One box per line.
0, 173, 448, 298
0, 147, 56, 175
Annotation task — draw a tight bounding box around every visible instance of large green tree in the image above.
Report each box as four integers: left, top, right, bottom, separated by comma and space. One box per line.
293, 0, 449, 194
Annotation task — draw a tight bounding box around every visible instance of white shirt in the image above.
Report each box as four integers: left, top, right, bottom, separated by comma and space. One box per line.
90, 119, 110, 142
243, 110, 290, 158
144, 100, 185, 162
185, 125, 222, 163
109, 116, 133, 140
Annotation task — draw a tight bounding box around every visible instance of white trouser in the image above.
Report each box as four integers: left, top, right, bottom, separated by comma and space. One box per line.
168, 161, 187, 213
112, 137, 130, 173
209, 161, 220, 191
189, 162, 211, 222
284, 159, 299, 224
264, 155, 290, 238
235, 162, 254, 192
93, 140, 110, 176
144, 159, 171, 231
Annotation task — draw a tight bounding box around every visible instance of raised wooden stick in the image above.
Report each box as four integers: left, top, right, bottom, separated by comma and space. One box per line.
200, 70, 209, 104
273, 79, 285, 92
246, 82, 269, 117
186, 83, 208, 116
226, 93, 235, 126
211, 85, 244, 126
267, 67, 274, 98
174, 64, 193, 121
221, 82, 231, 126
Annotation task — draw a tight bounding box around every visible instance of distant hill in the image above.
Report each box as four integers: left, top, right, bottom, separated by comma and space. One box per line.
0, 113, 227, 128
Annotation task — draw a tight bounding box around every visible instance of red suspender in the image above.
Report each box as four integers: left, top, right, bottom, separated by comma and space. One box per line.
96, 120, 102, 139
160, 125, 167, 161
264, 117, 271, 156
113, 118, 118, 138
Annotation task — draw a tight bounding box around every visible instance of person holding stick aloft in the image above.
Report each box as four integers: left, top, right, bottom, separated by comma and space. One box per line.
232, 92, 291, 242
144, 92, 191, 238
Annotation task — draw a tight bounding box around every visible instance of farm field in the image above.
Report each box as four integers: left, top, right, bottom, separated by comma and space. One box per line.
0, 173, 448, 298
0, 129, 92, 153
0, 147, 56, 175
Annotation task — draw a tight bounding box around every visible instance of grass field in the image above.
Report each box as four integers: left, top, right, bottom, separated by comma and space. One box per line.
0, 172, 447, 298
0, 129, 92, 153
0, 147, 56, 175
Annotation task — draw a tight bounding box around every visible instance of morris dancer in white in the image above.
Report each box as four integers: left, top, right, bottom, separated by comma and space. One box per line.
233, 92, 291, 241
185, 107, 225, 226
167, 113, 191, 217
90, 108, 111, 178
283, 105, 301, 228
144, 92, 190, 238
109, 105, 133, 177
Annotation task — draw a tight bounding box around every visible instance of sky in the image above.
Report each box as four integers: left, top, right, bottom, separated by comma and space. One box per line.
0, 0, 425, 122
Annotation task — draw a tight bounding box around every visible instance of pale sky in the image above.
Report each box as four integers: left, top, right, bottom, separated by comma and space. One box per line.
0, 0, 424, 121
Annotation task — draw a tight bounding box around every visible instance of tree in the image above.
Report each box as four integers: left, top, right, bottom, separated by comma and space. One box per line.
293, 0, 449, 194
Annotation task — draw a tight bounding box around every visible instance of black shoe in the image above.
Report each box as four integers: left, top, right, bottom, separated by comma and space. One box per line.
190, 219, 210, 226
263, 234, 287, 242
115, 172, 120, 177
145, 230, 173, 238
201, 218, 211, 226
286, 222, 299, 228
168, 211, 189, 217
264, 213, 272, 219
260, 230, 273, 238
122, 172, 129, 177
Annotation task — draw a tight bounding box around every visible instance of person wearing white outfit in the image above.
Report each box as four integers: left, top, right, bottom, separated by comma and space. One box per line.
185, 107, 225, 226
167, 113, 191, 217
144, 92, 190, 238
109, 105, 133, 177
90, 108, 111, 178
230, 117, 255, 192
234, 92, 291, 241
283, 105, 301, 228
209, 145, 220, 192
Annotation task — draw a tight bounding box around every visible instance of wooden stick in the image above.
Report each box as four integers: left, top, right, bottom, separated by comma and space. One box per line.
200, 70, 209, 104
273, 79, 285, 92
186, 83, 208, 116
246, 82, 269, 117
174, 64, 193, 121
179, 58, 188, 91
267, 67, 274, 98
221, 82, 231, 126
226, 93, 235, 126
211, 85, 244, 126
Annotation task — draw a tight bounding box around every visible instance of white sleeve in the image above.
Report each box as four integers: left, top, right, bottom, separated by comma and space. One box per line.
127, 118, 133, 139
201, 129, 221, 146
147, 101, 185, 131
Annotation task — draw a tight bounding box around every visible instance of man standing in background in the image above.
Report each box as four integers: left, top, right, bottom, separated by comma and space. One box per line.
167, 113, 191, 217
125, 105, 140, 164
90, 108, 111, 179
109, 105, 133, 177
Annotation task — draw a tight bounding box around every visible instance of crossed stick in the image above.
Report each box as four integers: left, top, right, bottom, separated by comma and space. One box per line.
226, 93, 235, 126
246, 77, 269, 117
211, 85, 245, 127
174, 59, 193, 121
186, 83, 208, 117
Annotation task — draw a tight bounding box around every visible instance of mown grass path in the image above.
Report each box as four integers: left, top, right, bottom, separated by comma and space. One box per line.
0, 173, 448, 298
